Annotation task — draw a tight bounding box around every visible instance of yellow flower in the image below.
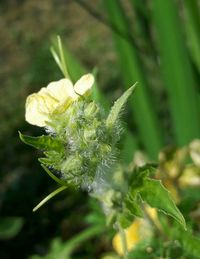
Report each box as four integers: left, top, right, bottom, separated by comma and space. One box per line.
112, 220, 142, 255
112, 208, 157, 256
25, 74, 94, 127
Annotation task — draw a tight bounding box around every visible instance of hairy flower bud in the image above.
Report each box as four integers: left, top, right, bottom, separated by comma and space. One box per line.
84, 101, 99, 118
46, 100, 119, 189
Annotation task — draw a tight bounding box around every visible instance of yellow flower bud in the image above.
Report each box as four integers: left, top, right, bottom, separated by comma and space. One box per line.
25, 74, 94, 127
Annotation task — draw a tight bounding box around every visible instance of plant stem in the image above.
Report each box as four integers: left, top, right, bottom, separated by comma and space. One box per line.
118, 222, 128, 258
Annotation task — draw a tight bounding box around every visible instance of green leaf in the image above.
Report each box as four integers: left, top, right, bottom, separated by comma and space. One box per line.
140, 178, 186, 229
129, 168, 150, 195
33, 186, 68, 212
183, 0, 200, 75
0, 217, 24, 240
39, 150, 64, 167
50, 35, 70, 79
104, 0, 164, 159
106, 84, 137, 127
153, 0, 200, 144
19, 131, 64, 152
125, 196, 143, 218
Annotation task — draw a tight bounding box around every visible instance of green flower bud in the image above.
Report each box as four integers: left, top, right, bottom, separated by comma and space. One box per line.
36, 82, 136, 189
100, 143, 112, 156
61, 155, 82, 173
45, 99, 119, 189
84, 128, 96, 141
84, 101, 99, 118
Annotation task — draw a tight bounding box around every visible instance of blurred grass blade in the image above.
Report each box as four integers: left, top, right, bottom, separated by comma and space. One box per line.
60, 226, 103, 258
121, 131, 138, 164
104, 0, 164, 159
50, 36, 70, 78
183, 0, 200, 74
153, 0, 200, 145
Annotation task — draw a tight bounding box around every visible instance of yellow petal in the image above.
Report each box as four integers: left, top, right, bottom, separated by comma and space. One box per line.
45, 78, 77, 102
25, 93, 56, 127
25, 75, 94, 127
112, 216, 154, 256
112, 220, 142, 255
74, 73, 94, 96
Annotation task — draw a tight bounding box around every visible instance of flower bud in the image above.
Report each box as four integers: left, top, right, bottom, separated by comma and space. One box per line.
45, 99, 119, 189
61, 155, 82, 175
84, 128, 96, 141
84, 102, 99, 118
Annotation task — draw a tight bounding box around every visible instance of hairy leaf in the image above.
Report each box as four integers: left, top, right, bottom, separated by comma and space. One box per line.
19, 131, 64, 152
106, 84, 137, 127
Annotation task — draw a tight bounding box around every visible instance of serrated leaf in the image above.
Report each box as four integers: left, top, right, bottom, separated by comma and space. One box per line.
19, 131, 64, 152
106, 84, 137, 127
41, 150, 64, 166
129, 169, 149, 196
125, 196, 143, 218
140, 178, 186, 229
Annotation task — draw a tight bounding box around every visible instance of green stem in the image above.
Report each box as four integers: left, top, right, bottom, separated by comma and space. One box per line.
118, 222, 128, 258
41, 164, 68, 186
62, 226, 103, 257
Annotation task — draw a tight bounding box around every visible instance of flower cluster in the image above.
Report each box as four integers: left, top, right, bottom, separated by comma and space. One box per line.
25, 74, 120, 189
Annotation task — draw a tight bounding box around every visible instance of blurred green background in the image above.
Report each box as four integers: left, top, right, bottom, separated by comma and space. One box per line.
0, 0, 200, 258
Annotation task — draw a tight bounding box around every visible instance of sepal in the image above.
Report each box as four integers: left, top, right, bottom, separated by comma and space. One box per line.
106, 84, 137, 127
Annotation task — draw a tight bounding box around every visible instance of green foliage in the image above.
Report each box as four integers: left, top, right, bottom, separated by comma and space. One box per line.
140, 179, 186, 229
0, 217, 24, 240
152, 0, 200, 144
127, 238, 190, 259
183, 0, 200, 74
172, 225, 200, 258
19, 132, 64, 152
104, 0, 164, 159
30, 226, 103, 259
20, 47, 187, 256
95, 163, 185, 232
4, 0, 200, 257
50, 36, 70, 79
32, 186, 68, 212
